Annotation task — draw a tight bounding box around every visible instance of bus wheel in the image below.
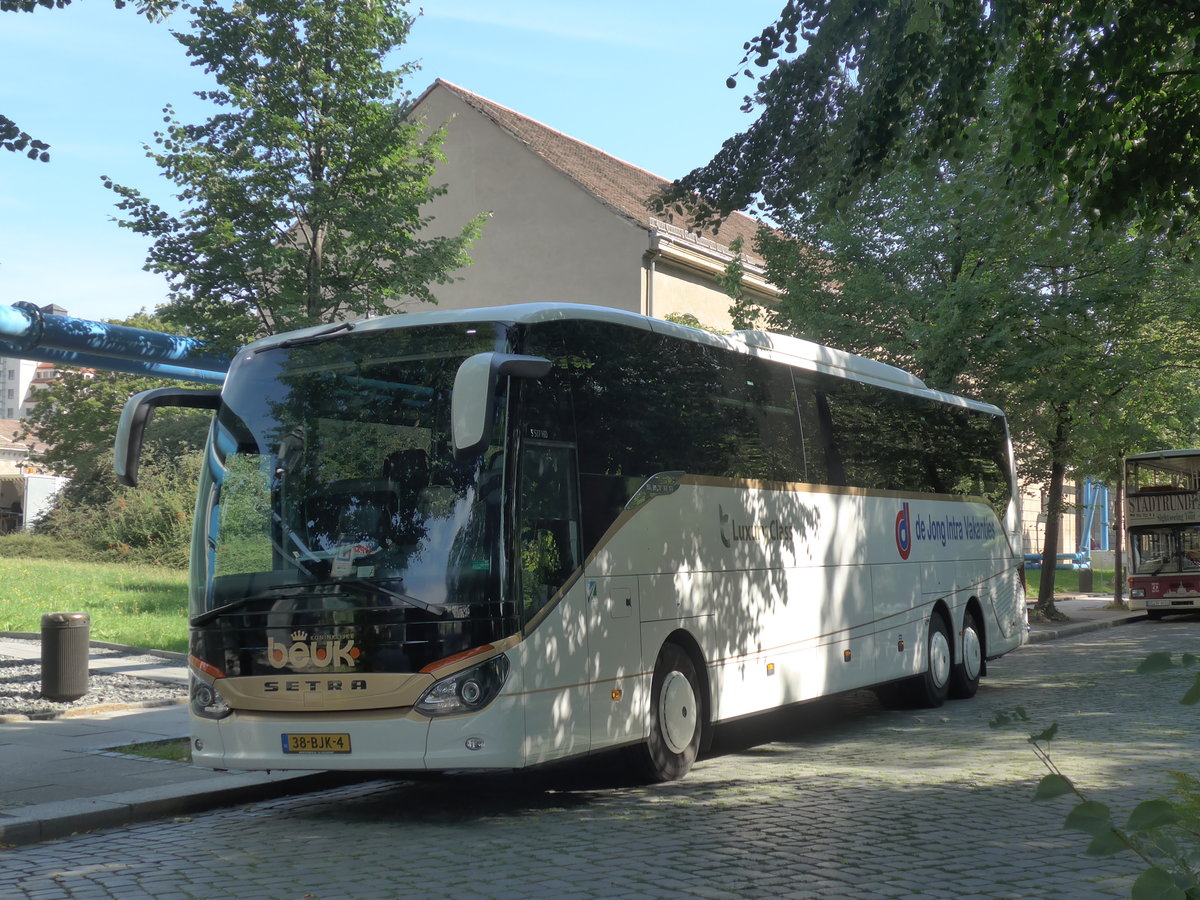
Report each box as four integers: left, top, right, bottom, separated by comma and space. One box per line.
640, 643, 703, 782
949, 609, 983, 700
908, 614, 952, 708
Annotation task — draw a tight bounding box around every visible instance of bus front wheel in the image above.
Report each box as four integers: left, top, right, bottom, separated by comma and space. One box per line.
639, 642, 703, 782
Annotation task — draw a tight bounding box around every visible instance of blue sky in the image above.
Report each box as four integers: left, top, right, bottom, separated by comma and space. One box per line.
0, 1, 780, 323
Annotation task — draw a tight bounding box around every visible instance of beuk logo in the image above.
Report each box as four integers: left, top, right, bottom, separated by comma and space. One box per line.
895, 503, 912, 560
267, 630, 361, 670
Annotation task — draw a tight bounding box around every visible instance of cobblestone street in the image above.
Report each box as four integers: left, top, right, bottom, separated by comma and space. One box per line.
3, 620, 1198, 899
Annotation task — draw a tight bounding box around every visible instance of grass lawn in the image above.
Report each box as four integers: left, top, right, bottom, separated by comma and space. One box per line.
1047, 568, 1118, 594
0, 557, 188, 653
112, 738, 192, 763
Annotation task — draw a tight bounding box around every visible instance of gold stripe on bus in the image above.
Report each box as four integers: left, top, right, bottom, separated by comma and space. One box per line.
217, 672, 432, 712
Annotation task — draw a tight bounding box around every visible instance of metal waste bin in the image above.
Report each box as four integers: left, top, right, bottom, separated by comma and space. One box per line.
41, 612, 90, 702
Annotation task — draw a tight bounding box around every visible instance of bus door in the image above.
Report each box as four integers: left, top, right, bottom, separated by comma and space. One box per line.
515, 439, 590, 761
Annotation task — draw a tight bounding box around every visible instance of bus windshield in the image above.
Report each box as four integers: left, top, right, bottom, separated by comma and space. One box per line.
190, 323, 512, 643
1130, 525, 1200, 575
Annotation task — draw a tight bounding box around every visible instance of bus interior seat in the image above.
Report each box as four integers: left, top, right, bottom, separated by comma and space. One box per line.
309, 478, 399, 543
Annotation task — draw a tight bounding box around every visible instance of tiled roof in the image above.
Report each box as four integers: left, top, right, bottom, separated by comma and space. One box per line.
430, 80, 765, 264
0, 419, 40, 455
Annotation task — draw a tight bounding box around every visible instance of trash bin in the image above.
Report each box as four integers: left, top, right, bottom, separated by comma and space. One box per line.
41, 612, 90, 702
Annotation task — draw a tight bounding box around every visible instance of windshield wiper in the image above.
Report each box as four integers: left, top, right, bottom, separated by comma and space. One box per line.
191, 582, 315, 627
339, 577, 461, 617
267, 321, 355, 351
193, 577, 460, 626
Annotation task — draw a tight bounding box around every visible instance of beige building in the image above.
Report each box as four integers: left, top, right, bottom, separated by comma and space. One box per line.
404, 79, 778, 332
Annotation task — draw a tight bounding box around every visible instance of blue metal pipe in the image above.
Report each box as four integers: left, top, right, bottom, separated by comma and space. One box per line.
0, 344, 226, 385
0, 303, 228, 376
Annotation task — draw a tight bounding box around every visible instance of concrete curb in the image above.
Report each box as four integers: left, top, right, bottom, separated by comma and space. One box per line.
0, 631, 186, 663
0, 697, 187, 724
1026, 611, 1147, 644
0, 771, 368, 848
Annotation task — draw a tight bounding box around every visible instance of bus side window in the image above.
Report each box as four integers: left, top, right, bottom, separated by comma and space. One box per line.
792, 380, 832, 486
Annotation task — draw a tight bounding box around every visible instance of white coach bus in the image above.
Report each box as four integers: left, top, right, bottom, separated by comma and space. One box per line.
116, 303, 1027, 781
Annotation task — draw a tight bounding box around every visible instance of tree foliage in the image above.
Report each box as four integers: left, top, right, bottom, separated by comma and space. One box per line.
1, 0, 176, 162
104, 0, 484, 350
726, 138, 1200, 613
19, 312, 210, 557
669, 0, 1200, 237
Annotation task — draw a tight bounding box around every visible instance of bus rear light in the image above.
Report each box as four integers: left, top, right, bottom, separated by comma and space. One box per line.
1130, 589, 1145, 598
415, 653, 510, 717
191, 676, 232, 720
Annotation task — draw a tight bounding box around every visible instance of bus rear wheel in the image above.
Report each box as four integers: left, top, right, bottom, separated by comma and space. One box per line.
639, 642, 703, 782
949, 609, 983, 700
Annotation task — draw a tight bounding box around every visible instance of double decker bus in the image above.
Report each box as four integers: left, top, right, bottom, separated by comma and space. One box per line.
1125, 450, 1200, 619
116, 303, 1027, 780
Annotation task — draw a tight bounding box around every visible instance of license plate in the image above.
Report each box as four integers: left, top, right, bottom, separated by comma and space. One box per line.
281, 733, 351, 754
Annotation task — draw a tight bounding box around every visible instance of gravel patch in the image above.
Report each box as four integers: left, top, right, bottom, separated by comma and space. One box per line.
0, 640, 186, 719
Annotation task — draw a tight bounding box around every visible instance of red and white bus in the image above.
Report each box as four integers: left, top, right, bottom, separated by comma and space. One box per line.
1125, 450, 1200, 619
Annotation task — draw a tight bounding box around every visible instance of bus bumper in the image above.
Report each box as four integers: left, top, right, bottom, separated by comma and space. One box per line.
189, 693, 526, 772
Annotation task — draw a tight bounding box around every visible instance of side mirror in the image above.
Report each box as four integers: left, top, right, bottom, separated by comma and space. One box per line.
115, 387, 221, 487
452, 353, 551, 461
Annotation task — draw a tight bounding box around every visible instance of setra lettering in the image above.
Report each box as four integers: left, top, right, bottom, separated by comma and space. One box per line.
262, 679, 368, 693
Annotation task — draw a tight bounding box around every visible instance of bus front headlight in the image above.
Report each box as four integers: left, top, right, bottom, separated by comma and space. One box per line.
191, 676, 232, 720
416, 654, 510, 717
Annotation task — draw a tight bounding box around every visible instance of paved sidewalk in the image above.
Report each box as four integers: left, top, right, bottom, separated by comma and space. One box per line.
0, 595, 1145, 848
0, 636, 361, 847
1026, 592, 1147, 643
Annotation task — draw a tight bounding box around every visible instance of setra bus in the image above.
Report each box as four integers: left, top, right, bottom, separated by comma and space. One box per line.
115, 303, 1027, 780
1125, 449, 1200, 619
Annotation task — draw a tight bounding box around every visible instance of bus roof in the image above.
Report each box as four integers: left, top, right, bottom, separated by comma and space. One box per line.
244, 302, 1003, 417
1126, 450, 1200, 473
1127, 449, 1200, 460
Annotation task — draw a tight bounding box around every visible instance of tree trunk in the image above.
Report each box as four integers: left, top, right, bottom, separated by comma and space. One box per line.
1036, 408, 1072, 619
1113, 479, 1126, 608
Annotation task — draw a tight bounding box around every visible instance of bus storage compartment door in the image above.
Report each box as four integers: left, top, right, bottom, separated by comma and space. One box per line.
587, 576, 645, 750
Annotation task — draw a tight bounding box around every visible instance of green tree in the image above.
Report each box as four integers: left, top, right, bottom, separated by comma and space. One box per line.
19, 312, 210, 563
991, 238, 1200, 614
669, 0, 1200, 237
105, 0, 484, 350
730, 153, 1200, 617
1, 0, 176, 162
